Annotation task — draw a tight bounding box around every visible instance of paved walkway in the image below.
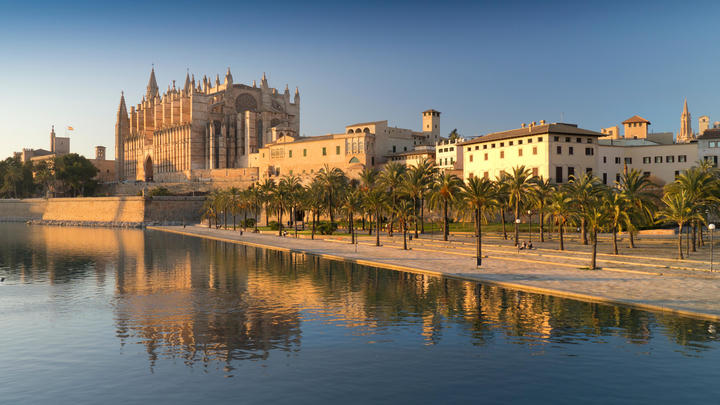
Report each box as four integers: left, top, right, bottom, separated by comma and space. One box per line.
148, 225, 720, 321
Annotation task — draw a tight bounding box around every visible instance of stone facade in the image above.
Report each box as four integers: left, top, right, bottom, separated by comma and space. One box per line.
115, 68, 299, 183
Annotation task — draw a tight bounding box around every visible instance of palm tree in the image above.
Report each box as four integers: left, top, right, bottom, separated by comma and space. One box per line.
316, 165, 346, 226
271, 176, 298, 236
605, 191, 631, 255
341, 188, 363, 244
461, 176, 497, 266
617, 169, 657, 248
566, 172, 603, 245
402, 163, 428, 238
247, 183, 262, 231
666, 167, 713, 252
411, 159, 437, 234
584, 188, 610, 270
378, 162, 407, 236
657, 190, 702, 259
4, 165, 24, 198
545, 191, 574, 250
259, 178, 276, 227
532, 178, 555, 242
363, 188, 387, 246
201, 193, 219, 229
394, 197, 415, 250
505, 166, 536, 245
428, 172, 462, 241
305, 180, 325, 240
493, 176, 510, 240
359, 167, 379, 231
226, 187, 241, 230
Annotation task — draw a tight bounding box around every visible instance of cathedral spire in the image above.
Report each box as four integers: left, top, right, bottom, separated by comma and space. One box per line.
261, 72, 268, 89
146, 67, 159, 99
184, 71, 192, 94
118, 91, 128, 117
679, 98, 693, 143
683, 98, 689, 114
294, 86, 300, 103
225, 67, 233, 86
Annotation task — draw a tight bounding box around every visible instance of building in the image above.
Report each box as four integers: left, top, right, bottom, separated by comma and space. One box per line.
386, 145, 435, 168
435, 136, 464, 172
697, 128, 720, 167
251, 110, 440, 180
622, 115, 651, 139
461, 121, 603, 183
88, 146, 116, 183
699, 115, 710, 136
115, 68, 300, 182
677, 99, 694, 143
19, 126, 70, 163
596, 140, 696, 186
600, 125, 621, 140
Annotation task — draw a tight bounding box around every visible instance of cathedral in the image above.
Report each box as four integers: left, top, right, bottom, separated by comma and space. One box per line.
115, 68, 300, 181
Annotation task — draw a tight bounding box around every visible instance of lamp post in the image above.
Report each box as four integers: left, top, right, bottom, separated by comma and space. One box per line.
527, 209, 532, 243
515, 218, 521, 254
709, 223, 715, 272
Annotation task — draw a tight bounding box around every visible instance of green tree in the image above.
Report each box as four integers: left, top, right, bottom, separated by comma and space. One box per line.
428, 172, 462, 241
505, 166, 536, 245
605, 191, 631, 255
566, 172, 603, 245
532, 178, 555, 242
461, 176, 497, 266
657, 190, 702, 259
545, 191, 574, 251
363, 187, 387, 246
617, 169, 657, 248
393, 197, 415, 250
378, 162, 407, 236
316, 165, 346, 226
53, 154, 98, 197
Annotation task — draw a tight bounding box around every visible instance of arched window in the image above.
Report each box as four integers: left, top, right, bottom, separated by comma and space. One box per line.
349, 157, 360, 163
363, 127, 370, 133
348, 129, 354, 134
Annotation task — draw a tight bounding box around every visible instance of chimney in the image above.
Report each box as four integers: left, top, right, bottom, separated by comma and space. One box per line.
521, 123, 526, 128
540, 120, 546, 125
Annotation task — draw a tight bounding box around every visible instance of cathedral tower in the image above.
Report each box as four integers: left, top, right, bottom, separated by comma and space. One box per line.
678, 98, 693, 143
50, 125, 56, 153
115, 92, 129, 180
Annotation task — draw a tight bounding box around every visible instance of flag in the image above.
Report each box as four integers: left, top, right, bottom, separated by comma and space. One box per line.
67, 126, 74, 131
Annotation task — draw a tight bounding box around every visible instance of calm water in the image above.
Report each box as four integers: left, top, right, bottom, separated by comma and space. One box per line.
0, 223, 719, 404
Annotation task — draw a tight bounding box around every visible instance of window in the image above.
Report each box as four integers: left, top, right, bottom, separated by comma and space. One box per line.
518, 140, 523, 145
654, 156, 662, 163
538, 137, 543, 142
484, 153, 488, 161
449, 147, 454, 151
565, 137, 570, 142
616, 174, 621, 183
586, 168, 592, 174
532, 147, 537, 155
303, 148, 307, 157
576, 138, 582, 143
532, 168, 538, 177
469, 155, 473, 162
467, 147, 471, 152
500, 151, 505, 159
483, 171, 489, 179
322, 147, 327, 156
585, 148, 594, 156
557, 146, 562, 154
624, 157, 632, 164
555, 166, 563, 183
500, 142, 504, 147
528, 138, 533, 143
475, 146, 480, 150
602, 173, 607, 184
587, 138, 593, 144
643, 157, 651, 164
603, 156, 607, 163
483, 145, 487, 150
666, 155, 674, 163
568, 167, 575, 178
615, 157, 621, 164
678, 155, 687, 162
288, 150, 292, 158
554, 136, 559, 142
711, 142, 717, 148
491, 143, 496, 148
518, 149, 523, 157
643, 171, 651, 177
403, 146, 407, 151
509, 141, 513, 146
569, 147, 574, 155
675, 170, 680, 178
392, 146, 396, 153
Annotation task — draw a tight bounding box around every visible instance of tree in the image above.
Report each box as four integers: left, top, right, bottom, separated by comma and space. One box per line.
493, 176, 510, 240
657, 190, 702, 260
305, 180, 325, 240
226, 187, 241, 230
259, 178, 276, 227
532, 178, 555, 242
545, 191, 574, 251
378, 162, 407, 236
341, 188, 363, 244
566, 172, 603, 245
605, 191, 631, 255
617, 169, 657, 248
359, 167, 380, 232
53, 154, 98, 197
316, 165, 346, 225
666, 166, 713, 252
363, 188, 387, 246
402, 160, 435, 238
33, 160, 55, 197
428, 172, 462, 241
461, 176, 497, 266
505, 166, 536, 245
393, 197, 415, 250
583, 186, 610, 270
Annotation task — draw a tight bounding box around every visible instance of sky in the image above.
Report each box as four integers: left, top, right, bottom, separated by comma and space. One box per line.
0, 0, 719, 160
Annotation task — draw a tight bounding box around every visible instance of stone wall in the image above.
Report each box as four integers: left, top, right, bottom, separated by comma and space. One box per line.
0, 196, 206, 226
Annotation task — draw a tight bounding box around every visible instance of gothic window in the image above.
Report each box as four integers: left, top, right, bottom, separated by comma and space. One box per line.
235, 93, 258, 113
349, 157, 360, 163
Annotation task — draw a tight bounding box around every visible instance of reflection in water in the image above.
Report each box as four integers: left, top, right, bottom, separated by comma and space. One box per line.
1, 223, 718, 380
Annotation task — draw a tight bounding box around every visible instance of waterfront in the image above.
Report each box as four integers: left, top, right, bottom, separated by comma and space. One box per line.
1, 223, 719, 404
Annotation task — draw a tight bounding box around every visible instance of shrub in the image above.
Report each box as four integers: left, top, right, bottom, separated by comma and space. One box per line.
148, 187, 173, 197
243, 218, 256, 228
317, 222, 338, 235
269, 221, 281, 230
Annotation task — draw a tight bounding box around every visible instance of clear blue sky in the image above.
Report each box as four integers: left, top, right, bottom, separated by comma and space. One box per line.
1, 0, 718, 159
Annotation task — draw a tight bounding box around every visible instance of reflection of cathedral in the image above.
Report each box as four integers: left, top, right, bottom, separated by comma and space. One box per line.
115, 68, 300, 182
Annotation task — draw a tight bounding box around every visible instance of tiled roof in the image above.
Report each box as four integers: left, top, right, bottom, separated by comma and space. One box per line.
459, 123, 603, 146
346, 120, 387, 127
698, 128, 720, 140
622, 115, 651, 124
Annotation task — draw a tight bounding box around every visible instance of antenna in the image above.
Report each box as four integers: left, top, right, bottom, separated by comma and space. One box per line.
560, 112, 564, 122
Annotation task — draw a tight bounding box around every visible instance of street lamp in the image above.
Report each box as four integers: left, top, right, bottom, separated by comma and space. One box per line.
527, 209, 532, 243
709, 223, 715, 272
515, 218, 521, 253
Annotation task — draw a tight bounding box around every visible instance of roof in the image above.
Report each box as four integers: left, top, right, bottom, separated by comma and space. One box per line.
423, 109, 441, 114
698, 128, 720, 140
459, 123, 603, 146
385, 149, 435, 158
346, 120, 387, 128
622, 115, 651, 124
598, 139, 660, 147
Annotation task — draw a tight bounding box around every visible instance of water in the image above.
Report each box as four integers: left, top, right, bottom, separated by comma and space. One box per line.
0, 223, 718, 404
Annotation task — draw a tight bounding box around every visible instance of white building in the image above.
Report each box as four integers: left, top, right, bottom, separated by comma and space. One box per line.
435, 137, 464, 172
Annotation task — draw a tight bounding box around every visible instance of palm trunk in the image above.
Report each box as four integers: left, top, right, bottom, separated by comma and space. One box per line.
692, 222, 697, 252
421, 197, 425, 234
443, 200, 449, 241
678, 223, 684, 259
540, 204, 545, 242
414, 197, 419, 238
278, 209, 283, 236
686, 225, 690, 257
514, 200, 520, 245
311, 209, 316, 239
265, 205, 270, 227
590, 229, 598, 270
476, 208, 482, 267
244, 211, 248, 230
368, 213, 373, 236
629, 230, 636, 248
233, 214, 236, 231
349, 212, 354, 244
402, 222, 407, 250
612, 226, 618, 255
376, 209, 381, 246
501, 209, 507, 240
559, 222, 564, 251
581, 218, 587, 245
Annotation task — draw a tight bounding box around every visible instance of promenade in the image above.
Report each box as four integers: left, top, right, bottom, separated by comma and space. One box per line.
149, 225, 720, 320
